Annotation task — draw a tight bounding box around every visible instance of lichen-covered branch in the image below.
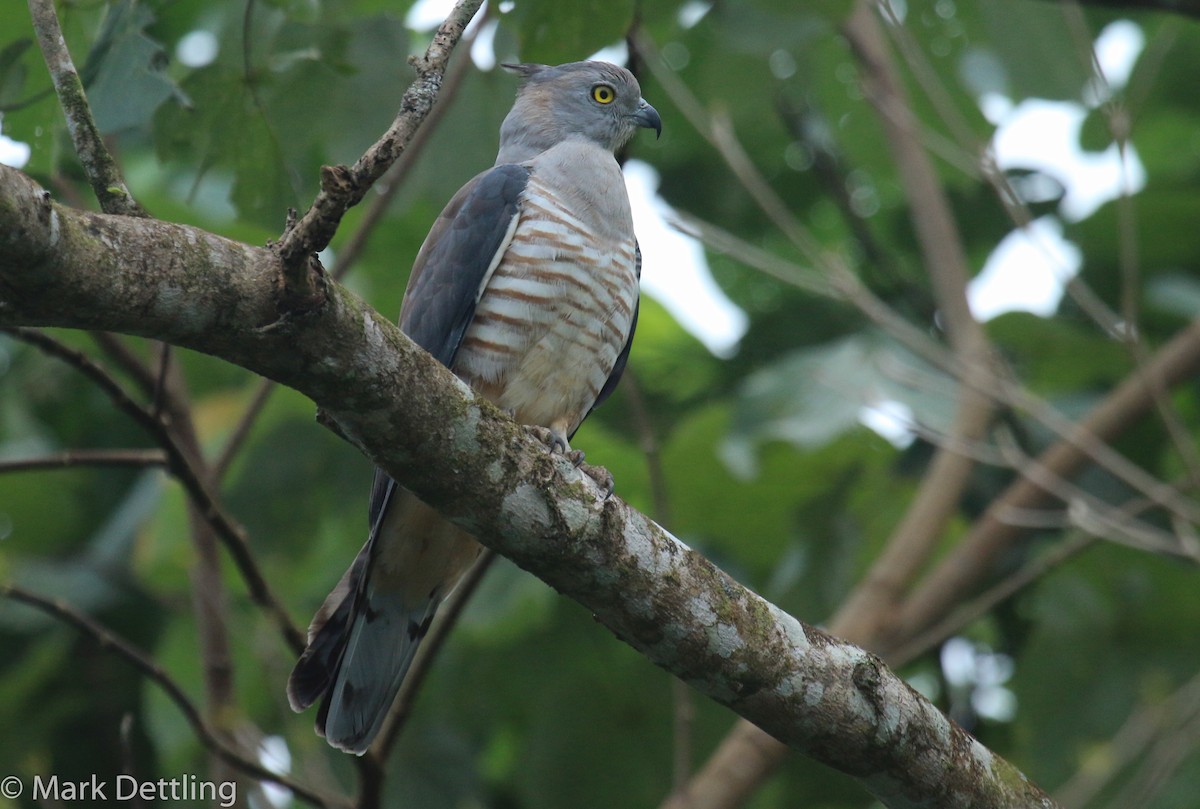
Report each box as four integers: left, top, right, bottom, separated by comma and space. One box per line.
0, 163, 1054, 809
274, 0, 484, 299
27, 0, 144, 217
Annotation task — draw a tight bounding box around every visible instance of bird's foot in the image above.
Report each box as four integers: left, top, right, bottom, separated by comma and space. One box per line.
526, 425, 574, 456
580, 462, 615, 498
526, 425, 614, 497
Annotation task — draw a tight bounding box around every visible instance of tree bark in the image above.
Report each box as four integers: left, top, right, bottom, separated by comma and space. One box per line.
0, 163, 1056, 809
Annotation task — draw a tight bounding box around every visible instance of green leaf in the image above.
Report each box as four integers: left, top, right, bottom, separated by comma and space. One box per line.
1147, 272, 1200, 320
986, 312, 1131, 394
83, 0, 184, 133
0, 38, 33, 108
500, 0, 636, 64
977, 0, 1093, 101
722, 330, 955, 476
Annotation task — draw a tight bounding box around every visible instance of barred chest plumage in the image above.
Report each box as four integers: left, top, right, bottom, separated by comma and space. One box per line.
452, 157, 639, 438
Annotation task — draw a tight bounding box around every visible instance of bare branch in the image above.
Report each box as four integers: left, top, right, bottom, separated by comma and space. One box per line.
640, 5, 1000, 593
212, 17, 481, 487
886, 316, 1200, 652
1, 326, 305, 653
0, 449, 168, 473
833, 0, 998, 642
274, 0, 484, 301
677, 210, 1200, 534
89, 332, 157, 395
0, 583, 348, 809
659, 175, 1200, 809
886, 532, 1097, 669
673, 207, 1200, 657
27, 0, 143, 216
331, 19, 479, 283
214, 378, 277, 482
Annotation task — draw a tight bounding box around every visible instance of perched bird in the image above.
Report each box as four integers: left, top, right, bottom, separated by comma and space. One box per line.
287, 60, 662, 754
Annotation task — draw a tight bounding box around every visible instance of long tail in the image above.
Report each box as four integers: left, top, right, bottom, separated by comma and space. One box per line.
287, 541, 439, 755
288, 484, 481, 755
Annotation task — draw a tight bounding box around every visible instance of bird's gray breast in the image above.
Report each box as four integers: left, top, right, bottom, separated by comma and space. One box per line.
453, 147, 639, 432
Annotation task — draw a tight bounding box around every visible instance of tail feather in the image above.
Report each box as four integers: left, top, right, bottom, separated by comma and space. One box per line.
318, 591, 439, 754
289, 487, 483, 754
286, 541, 371, 713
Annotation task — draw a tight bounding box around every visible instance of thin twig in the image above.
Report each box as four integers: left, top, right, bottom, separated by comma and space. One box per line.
331, 17, 480, 282
26, 0, 143, 216
875, 0, 1128, 335
89, 333, 157, 395
992, 428, 1198, 559
888, 317, 1200, 650
212, 20, 483, 487
644, 14, 1002, 801
0, 449, 168, 473
674, 213, 1200, 532
831, 0, 999, 647
3, 328, 305, 653
1061, 5, 1200, 488
91, 285, 242, 780
640, 14, 1200, 805
774, 95, 908, 297
884, 532, 1097, 668
1055, 666, 1200, 809
214, 378, 277, 483
0, 583, 348, 809
873, 0, 980, 159
275, 0, 484, 299
151, 342, 173, 420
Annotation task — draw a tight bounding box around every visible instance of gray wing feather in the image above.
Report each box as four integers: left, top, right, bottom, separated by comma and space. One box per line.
288, 164, 531, 749
368, 163, 532, 538
400, 163, 532, 366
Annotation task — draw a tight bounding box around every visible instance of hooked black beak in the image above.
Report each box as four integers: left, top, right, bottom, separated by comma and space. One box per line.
633, 100, 663, 139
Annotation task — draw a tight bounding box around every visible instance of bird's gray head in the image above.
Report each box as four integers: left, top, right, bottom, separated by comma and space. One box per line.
495, 61, 662, 165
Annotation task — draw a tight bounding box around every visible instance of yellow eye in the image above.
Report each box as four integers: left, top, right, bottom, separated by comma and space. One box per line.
592, 84, 616, 104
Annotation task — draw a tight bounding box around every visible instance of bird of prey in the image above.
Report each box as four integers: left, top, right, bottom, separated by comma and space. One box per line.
287, 60, 662, 754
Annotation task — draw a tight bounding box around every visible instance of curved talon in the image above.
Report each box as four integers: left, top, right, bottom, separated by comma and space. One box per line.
525, 425, 611, 495
527, 424, 574, 455
581, 463, 615, 498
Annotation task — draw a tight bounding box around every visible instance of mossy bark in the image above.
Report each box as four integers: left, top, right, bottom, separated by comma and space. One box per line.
0, 163, 1056, 809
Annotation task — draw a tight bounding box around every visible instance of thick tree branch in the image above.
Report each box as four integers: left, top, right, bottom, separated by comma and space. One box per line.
0, 163, 1054, 809
645, 13, 1001, 798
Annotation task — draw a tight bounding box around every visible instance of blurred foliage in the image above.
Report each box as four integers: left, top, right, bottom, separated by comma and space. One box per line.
3, 0, 1200, 807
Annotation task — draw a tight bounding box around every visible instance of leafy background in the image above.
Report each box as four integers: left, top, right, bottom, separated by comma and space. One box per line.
2, 0, 1200, 807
